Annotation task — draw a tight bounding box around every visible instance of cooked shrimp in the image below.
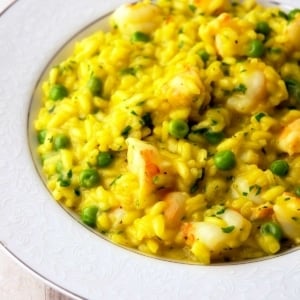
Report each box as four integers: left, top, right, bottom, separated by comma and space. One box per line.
182, 208, 251, 253
127, 138, 174, 201
278, 118, 300, 155
227, 70, 267, 114
164, 67, 205, 108
109, 207, 125, 230
273, 193, 300, 242
163, 192, 187, 228
250, 202, 273, 221
230, 165, 274, 204
227, 61, 288, 114
127, 137, 161, 198
199, 13, 251, 58
110, 2, 162, 36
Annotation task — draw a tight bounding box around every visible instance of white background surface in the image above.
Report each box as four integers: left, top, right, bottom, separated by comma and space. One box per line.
0, 247, 72, 300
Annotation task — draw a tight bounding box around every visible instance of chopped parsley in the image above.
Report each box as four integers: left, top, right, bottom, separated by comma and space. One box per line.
233, 84, 247, 94
141, 112, 153, 129
110, 175, 122, 186
249, 184, 262, 196
121, 125, 132, 138
255, 112, 266, 122
189, 4, 196, 12
120, 67, 136, 76
216, 207, 226, 215
222, 225, 235, 233
74, 188, 81, 196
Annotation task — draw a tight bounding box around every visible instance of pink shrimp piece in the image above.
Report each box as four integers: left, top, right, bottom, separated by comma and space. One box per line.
278, 119, 300, 155
163, 192, 187, 228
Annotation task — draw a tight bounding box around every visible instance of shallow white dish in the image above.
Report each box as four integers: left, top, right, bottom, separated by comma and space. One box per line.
0, 0, 300, 299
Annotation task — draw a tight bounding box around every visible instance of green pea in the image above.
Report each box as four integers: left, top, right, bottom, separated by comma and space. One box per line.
79, 169, 100, 188
97, 151, 113, 168
53, 134, 70, 151
168, 119, 189, 139
247, 39, 265, 58
49, 84, 68, 101
87, 76, 103, 96
260, 221, 283, 241
214, 150, 236, 171
270, 160, 289, 177
131, 31, 150, 42
37, 129, 47, 145
204, 131, 224, 145
255, 21, 271, 36
81, 206, 99, 227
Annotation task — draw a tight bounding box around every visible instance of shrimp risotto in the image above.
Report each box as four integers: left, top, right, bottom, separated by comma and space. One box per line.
34, 0, 300, 264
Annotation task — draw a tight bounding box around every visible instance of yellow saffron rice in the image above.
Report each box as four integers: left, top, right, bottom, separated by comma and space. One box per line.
34, 0, 300, 264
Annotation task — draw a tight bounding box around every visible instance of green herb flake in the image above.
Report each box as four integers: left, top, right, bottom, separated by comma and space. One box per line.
137, 100, 146, 106
110, 174, 122, 186
141, 112, 153, 128
131, 110, 138, 116
189, 4, 196, 12
211, 119, 218, 126
58, 175, 71, 187
121, 125, 132, 138
131, 31, 150, 43
216, 207, 226, 215
268, 47, 282, 54
278, 10, 289, 20
67, 169, 73, 178
190, 178, 201, 194
197, 49, 210, 63
284, 78, 300, 102
120, 67, 136, 76
255, 112, 266, 122
249, 184, 262, 196
74, 188, 81, 196
233, 84, 247, 94
48, 106, 56, 113
222, 225, 235, 233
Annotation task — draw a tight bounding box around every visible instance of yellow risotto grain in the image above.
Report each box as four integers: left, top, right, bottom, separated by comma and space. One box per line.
33, 0, 300, 264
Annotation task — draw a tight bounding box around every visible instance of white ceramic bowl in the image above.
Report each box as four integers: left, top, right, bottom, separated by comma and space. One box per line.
0, 1, 299, 299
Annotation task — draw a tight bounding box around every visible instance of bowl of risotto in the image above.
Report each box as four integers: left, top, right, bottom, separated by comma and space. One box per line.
1, 0, 300, 298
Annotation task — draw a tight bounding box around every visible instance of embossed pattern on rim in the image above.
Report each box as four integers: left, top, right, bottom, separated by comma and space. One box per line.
0, 1, 299, 299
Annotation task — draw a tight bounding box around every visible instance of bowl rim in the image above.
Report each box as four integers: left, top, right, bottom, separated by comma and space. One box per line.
1, 0, 300, 299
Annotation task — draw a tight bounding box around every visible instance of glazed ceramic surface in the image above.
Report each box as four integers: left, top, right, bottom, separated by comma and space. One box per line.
0, 1, 299, 299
